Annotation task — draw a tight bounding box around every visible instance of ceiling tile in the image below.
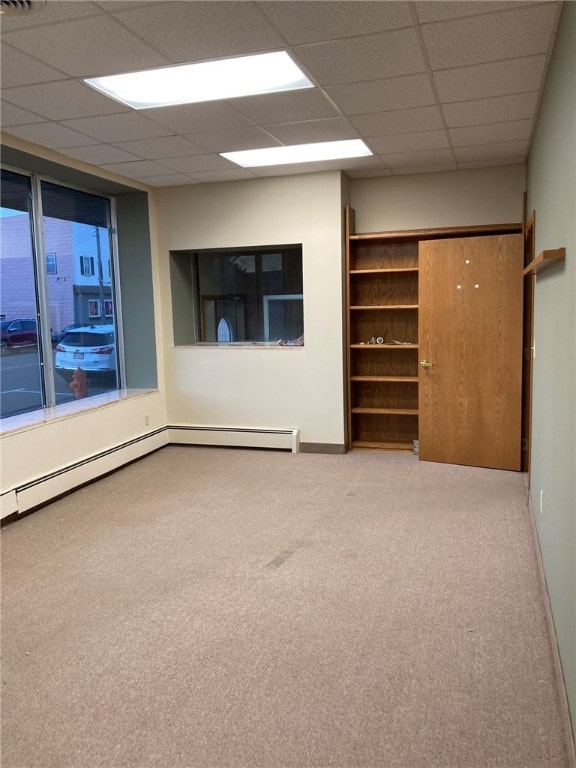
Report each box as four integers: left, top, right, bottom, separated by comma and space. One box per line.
264, 118, 359, 145
187, 128, 281, 153
314, 156, 391, 173
390, 163, 458, 175
2, 15, 169, 77
62, 145, 142, 165
458, 158, 527, 170
293, 28, 426, 86
0, 0, 99, 31
325, 74, 436, 116
5, 122, 99, 149
231, 90, 340, 125
415, 1, 530, 24
1, 80, 128, 121
454, 140, 530, 162
351, 106, 444, 137
348, 167, 394, 178
381, 148, 456, 169
60, 113, 172, 143
142, 102, 253, 135
259, 1, 412, 45
442, 92, 539, 128
189, 169, 258, 183
138, 173, 199, 187
94, 1, 163, 10
251, 164, 321, 178
369, 130, 450, 154
449, 119, 533, 147
110, 1, 284, 64
0, 45, 67, 89
112, 136, 207, 159
158, 154, 235, 173
101, 160, 173, 178
434, 55, 547, 103
422, 4, 559, 70
0, 101, 46, 126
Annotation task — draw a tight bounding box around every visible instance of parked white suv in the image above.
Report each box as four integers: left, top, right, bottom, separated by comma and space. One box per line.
55, 324, 116, 383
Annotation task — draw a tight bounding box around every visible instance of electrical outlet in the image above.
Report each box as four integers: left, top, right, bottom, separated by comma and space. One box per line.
539, 489, 543, 515
144, 413, 150, 427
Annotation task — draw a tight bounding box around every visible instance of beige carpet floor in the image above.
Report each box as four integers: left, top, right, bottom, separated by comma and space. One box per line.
1, 446, 574, 768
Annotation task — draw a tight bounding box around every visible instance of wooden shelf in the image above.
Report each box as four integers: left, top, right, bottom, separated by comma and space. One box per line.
350, 304, 418, 310
351, 440, 415, 451
351, 375, 418, 382
350, 267, 419, 275
350, 343, 418, 349
346, 205, 420, 451
523, 248, 566, 275
349, 222, 522, 242
352, 407, 418, 415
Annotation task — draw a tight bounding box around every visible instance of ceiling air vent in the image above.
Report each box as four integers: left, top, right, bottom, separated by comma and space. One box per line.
0, 0, 45, 14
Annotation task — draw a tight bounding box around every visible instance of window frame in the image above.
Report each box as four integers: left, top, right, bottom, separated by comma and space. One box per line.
1, 163, 124, 416
171, 244, 304, 346
45, 252, 57, 274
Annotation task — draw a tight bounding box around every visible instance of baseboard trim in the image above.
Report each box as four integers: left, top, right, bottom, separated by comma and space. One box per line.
8, 428, 168, 516
300, 442, 346, 454
526, 491, 576, 763
168, 425, 300, 453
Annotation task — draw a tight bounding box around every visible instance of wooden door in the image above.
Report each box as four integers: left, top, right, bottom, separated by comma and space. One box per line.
419, 234, 523, 470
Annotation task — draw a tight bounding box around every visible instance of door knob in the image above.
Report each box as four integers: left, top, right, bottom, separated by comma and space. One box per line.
420, 359, 434, 368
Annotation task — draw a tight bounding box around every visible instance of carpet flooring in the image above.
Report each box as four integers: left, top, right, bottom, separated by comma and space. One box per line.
1, 446, 574, 768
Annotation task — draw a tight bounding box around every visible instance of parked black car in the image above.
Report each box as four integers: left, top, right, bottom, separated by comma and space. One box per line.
0, 319, 38, 355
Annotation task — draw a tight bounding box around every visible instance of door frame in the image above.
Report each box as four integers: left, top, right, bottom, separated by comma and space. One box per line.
522, 208, 536, 482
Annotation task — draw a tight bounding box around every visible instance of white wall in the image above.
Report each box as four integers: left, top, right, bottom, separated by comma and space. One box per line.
155, 172, 346, 448
526, 0, 576, 725
351, 165, 525, 232
0, 390, 167, 516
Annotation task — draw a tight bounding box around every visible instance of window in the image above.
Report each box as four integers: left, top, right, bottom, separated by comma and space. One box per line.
80, 256, 95, 276
88, 299, 101, 318
104, 300, 114, 317
0, 168, 120, 420
46, 253, 57, 274
170, 244, 303, 345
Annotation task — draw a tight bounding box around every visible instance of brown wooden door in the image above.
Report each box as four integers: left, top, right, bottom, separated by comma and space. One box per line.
418, 234, 523, 470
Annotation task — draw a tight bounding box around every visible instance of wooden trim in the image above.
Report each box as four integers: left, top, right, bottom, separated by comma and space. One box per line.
349, 222, 522, 241
523, 248, 566, 275
300, 442, 346, 454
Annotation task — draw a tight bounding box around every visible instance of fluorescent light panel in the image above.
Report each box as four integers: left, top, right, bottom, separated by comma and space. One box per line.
221, 139, 373, 167
84, 51, 313, 109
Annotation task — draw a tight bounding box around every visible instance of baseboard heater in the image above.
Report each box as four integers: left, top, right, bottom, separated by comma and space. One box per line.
1, 425, 300, 519
3, 428, 168, 517
168, 425, 300, 453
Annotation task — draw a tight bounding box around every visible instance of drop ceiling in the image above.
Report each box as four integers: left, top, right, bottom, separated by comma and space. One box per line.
0, 0, 562, 187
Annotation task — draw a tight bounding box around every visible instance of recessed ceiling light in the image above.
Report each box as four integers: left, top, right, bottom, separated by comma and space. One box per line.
84, 51, 314, 109
221, 139, 373, 167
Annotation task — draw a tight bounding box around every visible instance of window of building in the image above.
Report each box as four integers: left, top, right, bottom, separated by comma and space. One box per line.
46, 253, 57, 274
0, 168, 121, 420
80, 256, 95, 276
170, 244, 303, 345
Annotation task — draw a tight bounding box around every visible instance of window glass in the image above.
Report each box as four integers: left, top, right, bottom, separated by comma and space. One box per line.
0, 169, 121, 421
0, 170, 43, 418
41, 181, 118, 401
188, 245, 303, 344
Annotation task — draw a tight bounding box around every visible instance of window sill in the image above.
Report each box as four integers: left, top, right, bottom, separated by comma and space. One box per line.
175, 342, 305, 349
0, 388, 157, 437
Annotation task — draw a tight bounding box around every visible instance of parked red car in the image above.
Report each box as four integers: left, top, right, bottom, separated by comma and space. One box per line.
0, 319, 38, 355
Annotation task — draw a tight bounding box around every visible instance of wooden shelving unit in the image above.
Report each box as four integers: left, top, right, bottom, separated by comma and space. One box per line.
345, 208, 419, 451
